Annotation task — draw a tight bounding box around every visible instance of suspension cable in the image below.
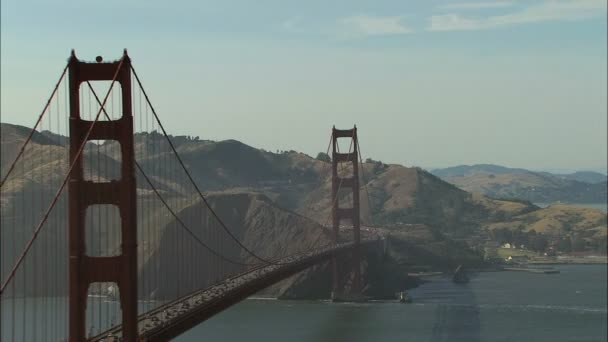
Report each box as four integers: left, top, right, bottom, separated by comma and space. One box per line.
129, 65, 275, 265
300, 133, 333, 217
0, 64, 69, 188
135, 165, 260, 267
0, 59, 125, 295
356, 138, 373, 225
86, 82, 260, 267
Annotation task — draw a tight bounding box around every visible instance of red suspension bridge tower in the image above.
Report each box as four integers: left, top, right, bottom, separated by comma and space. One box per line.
67, 50, 138, 341
0, 49, 380, 342
331, 126, 362, 300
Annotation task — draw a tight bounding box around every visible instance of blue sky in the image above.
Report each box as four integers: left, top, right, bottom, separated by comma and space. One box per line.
1, 0, 606, 172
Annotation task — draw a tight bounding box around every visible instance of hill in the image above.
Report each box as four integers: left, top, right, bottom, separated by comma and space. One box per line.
431, 164, 607, 204
543, 171, 608, 184
484, 204, 607, 252
431, 164, 530, 178
1, 123, 606, 298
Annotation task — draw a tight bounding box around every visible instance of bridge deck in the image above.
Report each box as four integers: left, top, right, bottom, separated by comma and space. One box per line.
91, 238, 380, 341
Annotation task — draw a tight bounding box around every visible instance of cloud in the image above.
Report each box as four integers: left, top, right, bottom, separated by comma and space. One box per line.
338, 15, 413, 36
439, 2, 513, 10
429, 0, 607, 31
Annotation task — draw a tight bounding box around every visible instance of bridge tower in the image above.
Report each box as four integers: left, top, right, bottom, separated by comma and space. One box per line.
331, 126, 361, 299
67, 50, 138, 341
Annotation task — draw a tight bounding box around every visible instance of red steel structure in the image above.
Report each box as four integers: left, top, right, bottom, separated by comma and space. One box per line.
0, 51, 379, 341
331, 126, 361, 297
67, 50, 138, 341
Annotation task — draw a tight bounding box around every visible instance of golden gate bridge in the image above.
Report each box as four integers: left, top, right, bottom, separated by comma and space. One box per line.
0, 50, 382, 341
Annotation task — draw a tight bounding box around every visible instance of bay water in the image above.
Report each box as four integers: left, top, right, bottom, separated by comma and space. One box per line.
178, 264, 607, 342
1, 265, 605, 341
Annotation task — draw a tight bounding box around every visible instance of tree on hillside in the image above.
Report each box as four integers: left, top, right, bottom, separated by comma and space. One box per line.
512, 227, 527, 247
491, 228, 513, 245
528, 233, 549, 252
484, 247, 499, 261
571, 237, 586, 252
591, 238, 607, 254
557, 237, 572, 253
316, 152, 331, 163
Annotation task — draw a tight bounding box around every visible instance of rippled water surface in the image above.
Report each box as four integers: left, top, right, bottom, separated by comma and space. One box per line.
1, 265, 605, 341
178, 264, 607, 342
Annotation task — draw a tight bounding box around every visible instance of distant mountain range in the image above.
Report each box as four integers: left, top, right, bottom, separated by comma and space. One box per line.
549, 171, 608, 184
431, 164, 607, 204
432, 164, 607, 183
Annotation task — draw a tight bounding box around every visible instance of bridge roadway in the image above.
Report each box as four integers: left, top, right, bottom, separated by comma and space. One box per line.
91, 238, 380, 342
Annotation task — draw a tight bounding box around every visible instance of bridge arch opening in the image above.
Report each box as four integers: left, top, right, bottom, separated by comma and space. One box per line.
83, 140, 122, 182
79, 80, 123, 121
86, 282, 122, 339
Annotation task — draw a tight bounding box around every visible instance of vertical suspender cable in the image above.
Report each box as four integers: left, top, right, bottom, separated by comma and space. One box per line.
130, 65, 273, 265
0, 66, 68, 188
0, 58, 125, 295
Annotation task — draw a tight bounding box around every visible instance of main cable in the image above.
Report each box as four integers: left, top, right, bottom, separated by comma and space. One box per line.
0, 59, 125, 295
130, 65, 275, 265
356, 138, 373, 226
86, 82, 261, 267
0, 64, 69, 188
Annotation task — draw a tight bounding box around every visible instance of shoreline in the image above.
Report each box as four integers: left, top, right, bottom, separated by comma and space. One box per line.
252, 263, 605, 302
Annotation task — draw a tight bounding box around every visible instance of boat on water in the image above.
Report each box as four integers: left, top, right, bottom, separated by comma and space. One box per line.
453, 264, 469, 283
398, 291, 412, 303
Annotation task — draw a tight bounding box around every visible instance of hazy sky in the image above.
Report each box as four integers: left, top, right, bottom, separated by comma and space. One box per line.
1, 0, 606, 172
